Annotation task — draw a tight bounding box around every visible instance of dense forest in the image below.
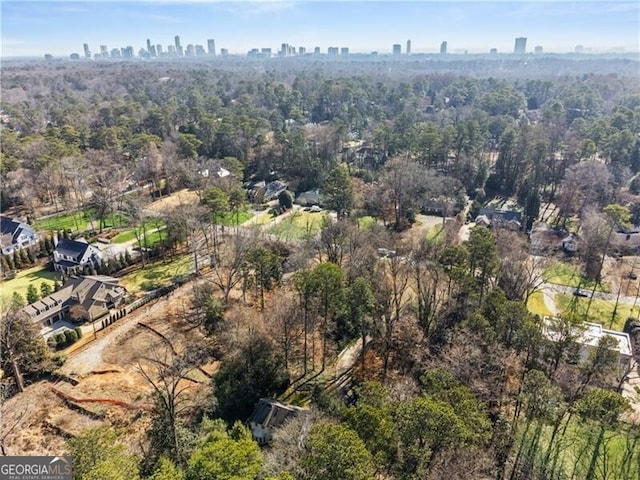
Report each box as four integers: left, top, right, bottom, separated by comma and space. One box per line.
1, 55, 640, 479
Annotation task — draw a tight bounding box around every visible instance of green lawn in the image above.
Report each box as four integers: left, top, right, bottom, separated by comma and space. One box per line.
357, 215, 377, 229
556, 293, 635, 331
34, 211, 92, 232
217, 209, 254, 227
544, 261, 608, 293
519, 416, 640, 480
120, 255, 193, 293
112, 220, 166, 244
34, 210, 129, 233
527, 290, 553, 317
269, 211, 328, 240
426, 224, 445, 242
1, 266, 59, 303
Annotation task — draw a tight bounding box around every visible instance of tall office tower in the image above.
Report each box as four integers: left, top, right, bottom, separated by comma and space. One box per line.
328, 47, 339, 55
100, 45, 108, 58
262, 48, 272, 56
299, 47, 306, 55
341, 47, 349, 55
195, 45, 206, 56
186, 44, 195, 56
440, 41, 448, 55
392, 44, 401, 55
207, 39, 216, 56
167, 45, 176, 56
514, 37, 527, 54
175, 35, 183, 56
220, 48, 229, 56
149, 45, 157, 57
110, 48, 121, 58
314, 46, 320, 54
83, 43, 91, 58
406, 39, 411, 55
146, 39, 152, 55
156, 44, 163, 56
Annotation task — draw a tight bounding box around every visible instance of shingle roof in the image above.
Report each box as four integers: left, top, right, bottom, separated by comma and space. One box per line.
249, 398, 306, 429
55, 238, 90, 258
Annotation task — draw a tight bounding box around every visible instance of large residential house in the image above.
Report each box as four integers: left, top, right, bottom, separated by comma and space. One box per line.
23, 275, 128, 329
543, 317, 633, 373
0, 215, 38, 256
53, 238, 102, 275
248, 398, 308, 444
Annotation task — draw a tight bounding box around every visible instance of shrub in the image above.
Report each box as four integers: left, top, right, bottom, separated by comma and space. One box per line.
74, 327, 83, 339
64, 329, 78, 345
47, 336, 58, 349
55, 333, 67, 348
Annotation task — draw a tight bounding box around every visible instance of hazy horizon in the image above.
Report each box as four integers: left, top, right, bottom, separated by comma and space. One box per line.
2, 1, 639, 58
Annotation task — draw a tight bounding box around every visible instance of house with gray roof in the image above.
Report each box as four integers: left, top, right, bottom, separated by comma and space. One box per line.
0, 215, 38, 256
248, 398, 308, 444
53, 238, 102, 275
22, 275, 127, 329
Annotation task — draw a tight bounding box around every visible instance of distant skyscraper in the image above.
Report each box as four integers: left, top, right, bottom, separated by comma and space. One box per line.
156, 44, 163, 56
328, 47, 339, 55
195, 45, 206, 56
341, 47, 349, 55
534, 45, 543, 54
111, 48, 121, 58
514, 37, 527, 54
299, 47, 306, 55
167, 45, 176, 56
392, 44, 401, 55
186, 44, 195, 56
70, 53, 80, 60
406, 40, 411, 55
440, 41, 447, 55
83, 43, 91, 58
146, 39, 152, 54
489, 48, 498, 55
207, 39, 216, 56
220, 48, 229, 56
100, 45, 108, 58
174, 35, 183, 56
314, 47, 321, 54
262, 48, 272, 56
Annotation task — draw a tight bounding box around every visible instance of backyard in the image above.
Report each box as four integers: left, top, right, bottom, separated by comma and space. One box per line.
34, 210, 128, 233
1, 265, 58, 302
119, 255, 193, 293
544, 261, 609, 293
268, 211, 328, 240
555, 293, 636, 331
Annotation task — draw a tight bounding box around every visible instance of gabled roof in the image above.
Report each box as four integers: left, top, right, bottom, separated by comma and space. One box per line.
55, 238, 91, 258
249, 398, 306, 429
0, 215, 35, 245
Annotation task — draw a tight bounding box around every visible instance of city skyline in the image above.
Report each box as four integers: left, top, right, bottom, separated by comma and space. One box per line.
2, 1, 639, 58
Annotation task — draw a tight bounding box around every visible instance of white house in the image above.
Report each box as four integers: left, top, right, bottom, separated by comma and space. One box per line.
53, 238, 102, 275
0, 215, 38, 256
543, 317, 633, 372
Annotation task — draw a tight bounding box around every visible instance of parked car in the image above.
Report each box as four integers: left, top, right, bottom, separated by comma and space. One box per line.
573, 289, 589, 298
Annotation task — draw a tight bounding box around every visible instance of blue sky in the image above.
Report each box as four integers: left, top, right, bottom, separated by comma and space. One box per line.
2, 1, 638, 57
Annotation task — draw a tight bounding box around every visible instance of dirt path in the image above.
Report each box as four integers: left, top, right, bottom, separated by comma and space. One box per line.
59, 291, 180, 377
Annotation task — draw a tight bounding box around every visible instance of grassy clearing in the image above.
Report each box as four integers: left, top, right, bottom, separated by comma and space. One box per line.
35, 210, 129, 233
544, 261, 608, 293
426, 224, 445, 242
120, 255, 193, 293
34, 211, 92, 232
518, 417, 640, 480
217, 209, 253, 227
269, 211, 328, 240
357, 215, 376, 229
1, 266, 58, 302
112, 219, 166, 244
555, 293, 635, 331
250, 210, 277, 226
527, 290, 553, 317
